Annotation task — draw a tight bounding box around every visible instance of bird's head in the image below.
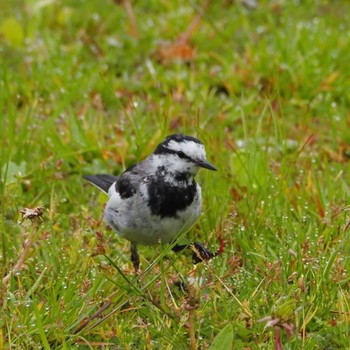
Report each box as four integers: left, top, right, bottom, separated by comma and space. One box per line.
152, 134, 217, 177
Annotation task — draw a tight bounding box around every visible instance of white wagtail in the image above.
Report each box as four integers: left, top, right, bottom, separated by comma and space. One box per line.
83, 134, 217, 272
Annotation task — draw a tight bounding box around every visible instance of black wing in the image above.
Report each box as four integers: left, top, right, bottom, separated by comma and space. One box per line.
83, 174, 119, 194
115, 164, 138, 199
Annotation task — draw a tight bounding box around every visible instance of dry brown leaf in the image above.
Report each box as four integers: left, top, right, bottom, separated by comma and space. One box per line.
156, 42, 196, 64
319, 71, 339, 91
19, 206, 45, 224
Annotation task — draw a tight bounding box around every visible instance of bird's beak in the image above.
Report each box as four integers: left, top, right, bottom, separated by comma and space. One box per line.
197, 159, 217, 171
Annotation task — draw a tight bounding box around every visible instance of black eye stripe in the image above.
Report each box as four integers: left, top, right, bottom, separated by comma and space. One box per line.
154, 146, 193, 161
177, 151, 193, 161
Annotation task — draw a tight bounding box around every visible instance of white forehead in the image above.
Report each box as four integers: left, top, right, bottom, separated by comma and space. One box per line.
167, 139, 206, 159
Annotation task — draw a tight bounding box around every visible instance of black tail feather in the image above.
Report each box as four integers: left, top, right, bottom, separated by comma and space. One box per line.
83, 174, 118, 194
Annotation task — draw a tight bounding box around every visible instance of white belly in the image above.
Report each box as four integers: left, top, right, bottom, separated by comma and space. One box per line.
104, 184, 202, 245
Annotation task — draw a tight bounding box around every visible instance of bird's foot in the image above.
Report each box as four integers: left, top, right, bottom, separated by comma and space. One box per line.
172, 241, 217, 264
191, 242, 216, 264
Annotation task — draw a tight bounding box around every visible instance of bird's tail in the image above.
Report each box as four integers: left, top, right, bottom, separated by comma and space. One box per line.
83, 174, 118, 194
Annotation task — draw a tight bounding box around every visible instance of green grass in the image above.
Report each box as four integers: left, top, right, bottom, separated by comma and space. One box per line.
1, 0, 350, 348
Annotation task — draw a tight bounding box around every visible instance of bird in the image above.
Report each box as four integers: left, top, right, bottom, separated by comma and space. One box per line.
83, 134, 217, 272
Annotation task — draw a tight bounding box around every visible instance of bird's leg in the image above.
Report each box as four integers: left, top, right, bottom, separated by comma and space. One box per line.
171, 244, 187, 253
172, 242, 216, 264
130, 242, 140, 273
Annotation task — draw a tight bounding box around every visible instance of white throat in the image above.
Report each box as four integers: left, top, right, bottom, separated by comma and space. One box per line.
150, 154, 198, 178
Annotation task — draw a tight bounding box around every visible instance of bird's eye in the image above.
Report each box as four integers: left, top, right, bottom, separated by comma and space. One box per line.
178, 151, 186, 159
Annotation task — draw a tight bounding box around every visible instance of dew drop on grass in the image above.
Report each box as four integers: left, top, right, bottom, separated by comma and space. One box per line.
236, 139, 244, 148
107, 37, 120, 48
295, 306, 303, 313
92, 13, 100, 21
256, 26, 265, 34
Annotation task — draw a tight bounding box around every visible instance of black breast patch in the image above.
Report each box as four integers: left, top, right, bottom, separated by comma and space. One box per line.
147, 178, 197, 218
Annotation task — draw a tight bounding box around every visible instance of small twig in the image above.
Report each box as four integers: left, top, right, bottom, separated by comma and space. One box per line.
82, 304, 139, 335
3, 206, 44, 285
274, 326, 283, 350
2, 237, 33, 285
188, 308, 197, 350
177, 0, 211, 44
124, 0, 139, 38
295, 134, 315, 161
114, 0, 139, 38
73, 300, 112, 334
